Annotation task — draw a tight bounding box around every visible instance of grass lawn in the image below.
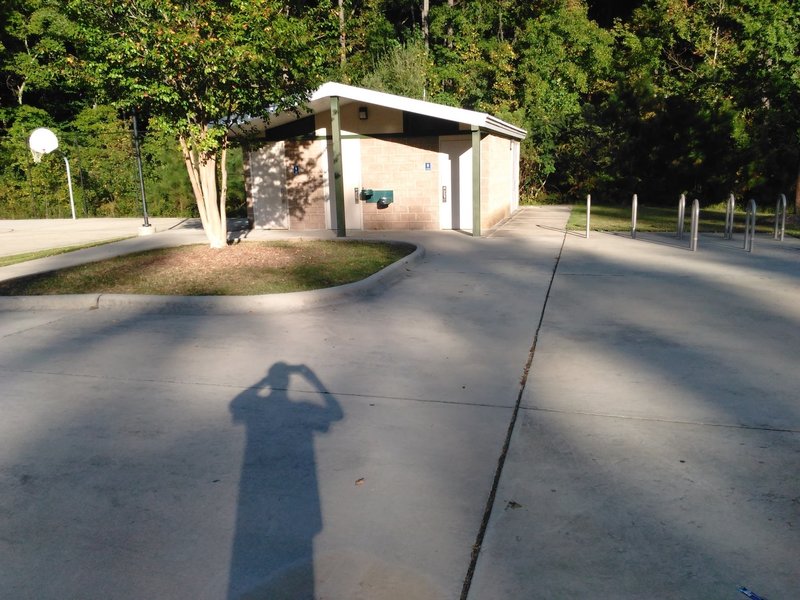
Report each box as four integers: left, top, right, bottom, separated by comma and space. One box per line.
0, 240, 415, 296
567, 203, 800, 237
0, 237, 132, 267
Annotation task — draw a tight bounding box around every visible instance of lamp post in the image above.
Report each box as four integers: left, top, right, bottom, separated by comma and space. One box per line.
131, 113, 152, 232
28, 127, 76, 220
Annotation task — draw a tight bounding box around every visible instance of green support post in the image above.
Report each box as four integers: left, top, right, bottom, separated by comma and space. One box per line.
331, 96, 346, 237
471, 126, 481, 237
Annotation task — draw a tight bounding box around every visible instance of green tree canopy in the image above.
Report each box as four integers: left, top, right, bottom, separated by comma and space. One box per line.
68, 0, 334, 246
595, 0, 800, 204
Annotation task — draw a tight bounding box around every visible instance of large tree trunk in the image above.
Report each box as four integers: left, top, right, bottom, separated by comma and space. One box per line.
179, 134, 228, 249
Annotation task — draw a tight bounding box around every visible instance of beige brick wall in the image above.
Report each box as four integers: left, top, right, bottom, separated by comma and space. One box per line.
285, 139, 327, 230
242, 150, 256, 225
480, 134, 515, 230
359, 137, 441, 230
245, 130, 520, 232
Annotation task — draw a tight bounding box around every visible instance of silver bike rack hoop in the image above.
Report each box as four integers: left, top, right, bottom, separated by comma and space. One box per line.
744, 199, 757, 253
690, 199, 700, 252
774, 193, 786, 242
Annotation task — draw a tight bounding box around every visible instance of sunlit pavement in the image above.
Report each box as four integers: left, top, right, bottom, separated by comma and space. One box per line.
0, 217, 191, 257
1, 209, 798, 599
468, 228, 800, 599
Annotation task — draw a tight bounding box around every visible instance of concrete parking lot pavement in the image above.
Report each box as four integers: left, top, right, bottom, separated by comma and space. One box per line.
0, 217, 190, 257
0, 207, 567, 599
468, 229, 800, 599
1, 209, 798, 599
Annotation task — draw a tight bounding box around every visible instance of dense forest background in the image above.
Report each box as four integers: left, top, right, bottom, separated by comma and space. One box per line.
1, 0, 798, 219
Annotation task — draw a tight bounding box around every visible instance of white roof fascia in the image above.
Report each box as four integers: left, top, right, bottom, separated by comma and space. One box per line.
228, 82, 526, 141
312, 82, 526, 140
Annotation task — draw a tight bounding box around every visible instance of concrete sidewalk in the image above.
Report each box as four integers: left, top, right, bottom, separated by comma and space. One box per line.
0, 209, 798, 599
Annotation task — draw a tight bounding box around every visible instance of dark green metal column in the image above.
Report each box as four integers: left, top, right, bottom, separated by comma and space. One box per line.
331, 96, 346, 237
471, 126, 481, 237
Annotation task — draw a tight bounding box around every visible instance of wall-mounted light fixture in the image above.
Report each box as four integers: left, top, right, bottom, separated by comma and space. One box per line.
358, 106, 368, 120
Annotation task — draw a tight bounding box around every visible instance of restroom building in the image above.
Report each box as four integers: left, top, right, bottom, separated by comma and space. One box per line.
238, 82, 526, 236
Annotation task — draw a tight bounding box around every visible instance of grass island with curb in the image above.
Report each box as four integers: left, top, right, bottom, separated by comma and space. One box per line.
0, 240, 417, 297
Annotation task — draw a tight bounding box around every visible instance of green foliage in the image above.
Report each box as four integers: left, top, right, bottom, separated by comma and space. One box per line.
139, 128, 197, 217
225, 147, 247, 218
1, 0, 79, 106
71, 105, 138, 216
69, 0, 334, 150
335, 0, 398, 83
65, 0, 335, 245
360, 34, 432, 99
423, 1, 613, 200
514, 1, 613, 194
0, 104, 67, 218
1, 0, 797, 219
582, 0, 800, 205
428, 0, 520, 111
0, 103, 238, 219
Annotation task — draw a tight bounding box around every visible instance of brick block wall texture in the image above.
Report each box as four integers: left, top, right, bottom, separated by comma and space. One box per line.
481, 134, 515, 230
359, 137, 441, 230
247, 133, 518, 232
243, 150, 256, 224
285, 140, 327, 230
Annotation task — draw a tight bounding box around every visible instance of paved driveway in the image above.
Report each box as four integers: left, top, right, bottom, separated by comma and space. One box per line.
470, 228, 800, 599
0, 208, 566, 599
0, 209, 798, 599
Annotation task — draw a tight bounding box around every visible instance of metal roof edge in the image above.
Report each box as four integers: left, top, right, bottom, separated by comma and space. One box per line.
312, 82, 527, 140
483, 115, 527, 139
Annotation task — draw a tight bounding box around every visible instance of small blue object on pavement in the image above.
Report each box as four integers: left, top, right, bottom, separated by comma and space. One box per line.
738, 586, 768, 600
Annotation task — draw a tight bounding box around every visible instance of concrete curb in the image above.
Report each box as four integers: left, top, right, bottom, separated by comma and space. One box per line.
0, 241, 425, 315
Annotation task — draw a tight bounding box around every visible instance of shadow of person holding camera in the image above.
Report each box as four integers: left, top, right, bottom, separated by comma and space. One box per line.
227, 362, 343, 600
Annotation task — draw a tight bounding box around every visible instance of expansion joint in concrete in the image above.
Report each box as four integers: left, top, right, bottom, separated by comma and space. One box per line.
459, 228, 568, 599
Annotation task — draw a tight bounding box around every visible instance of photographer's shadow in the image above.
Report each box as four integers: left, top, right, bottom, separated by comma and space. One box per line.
228, 362, 343, 600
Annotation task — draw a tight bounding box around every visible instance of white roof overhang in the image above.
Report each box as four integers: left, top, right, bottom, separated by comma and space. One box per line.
232, 82, 526, 140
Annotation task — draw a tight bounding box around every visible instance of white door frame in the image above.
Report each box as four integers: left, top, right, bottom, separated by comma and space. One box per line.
342, 137, 363, 230
438, 136, 472, 231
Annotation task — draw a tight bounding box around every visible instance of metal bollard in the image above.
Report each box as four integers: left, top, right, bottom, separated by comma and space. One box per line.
744, 199, 756, 252
690, 199, 700, 251
586, 193, 591, 239
724, 193, 735, 240
631, 194, 638, 239
677, 194, 686, 239
774, 193, 786, 241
